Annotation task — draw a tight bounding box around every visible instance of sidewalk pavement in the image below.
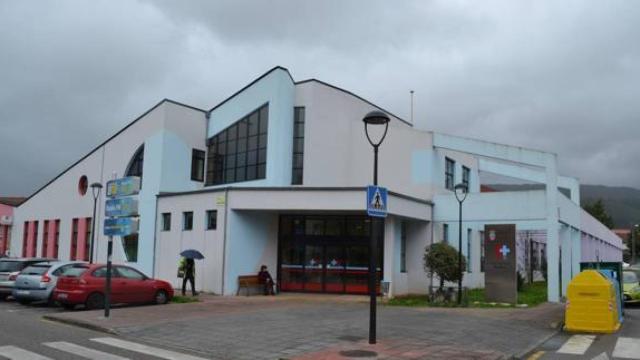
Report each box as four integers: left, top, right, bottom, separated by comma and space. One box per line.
44, 293, 564, 360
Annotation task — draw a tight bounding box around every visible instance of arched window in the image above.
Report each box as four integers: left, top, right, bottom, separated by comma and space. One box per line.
126, 145, 144, 182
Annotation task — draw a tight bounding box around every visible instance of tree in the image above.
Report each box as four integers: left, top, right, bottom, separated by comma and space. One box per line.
423, 242, 466, 291
583, 199, 614, 229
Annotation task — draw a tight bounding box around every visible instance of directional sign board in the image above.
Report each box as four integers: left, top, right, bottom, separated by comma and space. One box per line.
105, 197, 139, 218
366, 185, 388, 218
106, 177, 141, 198
104, 217, 139, 237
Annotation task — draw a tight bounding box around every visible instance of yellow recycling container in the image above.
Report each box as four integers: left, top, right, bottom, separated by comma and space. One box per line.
565, 270, 620, 333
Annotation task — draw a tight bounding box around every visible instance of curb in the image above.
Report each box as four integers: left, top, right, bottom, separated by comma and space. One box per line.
42, 315, 120, 335
512, 321, 564, 360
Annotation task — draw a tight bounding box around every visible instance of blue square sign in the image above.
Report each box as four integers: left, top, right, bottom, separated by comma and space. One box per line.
367, 185, 388, 218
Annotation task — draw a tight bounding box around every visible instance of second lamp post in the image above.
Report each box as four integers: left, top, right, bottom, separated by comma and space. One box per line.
89, 182, 103, 264
454, 182, 468, 305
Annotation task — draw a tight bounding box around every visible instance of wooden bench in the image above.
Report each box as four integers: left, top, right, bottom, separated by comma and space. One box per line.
237, 275, 262, 296
236, 275, 278, 296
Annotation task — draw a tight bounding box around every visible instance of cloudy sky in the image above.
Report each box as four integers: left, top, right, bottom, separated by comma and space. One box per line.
1, 0, 639, 196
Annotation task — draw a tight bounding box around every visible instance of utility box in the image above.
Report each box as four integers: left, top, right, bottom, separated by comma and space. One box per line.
565, 270, 621, 333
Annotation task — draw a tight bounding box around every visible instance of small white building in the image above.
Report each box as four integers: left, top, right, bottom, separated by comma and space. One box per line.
9, 66, 623, 301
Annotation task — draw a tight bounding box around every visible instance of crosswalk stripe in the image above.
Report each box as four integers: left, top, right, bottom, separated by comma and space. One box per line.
44, 341, 129, 360
591, 352, 610, 360
557, 334, 596, 355
90, 338, 208, 360
612, 337, 640, 359
0, 345, 52, 360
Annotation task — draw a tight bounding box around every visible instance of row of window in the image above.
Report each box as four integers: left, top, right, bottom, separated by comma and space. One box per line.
444, 157, 470, 191
161, 210, 218, 232
21, 218, 91, 261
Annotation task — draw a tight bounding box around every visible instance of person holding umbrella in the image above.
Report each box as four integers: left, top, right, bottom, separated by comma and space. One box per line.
179, 249, 204, 296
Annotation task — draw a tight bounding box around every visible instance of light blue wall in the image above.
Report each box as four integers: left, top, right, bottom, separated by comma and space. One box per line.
411, 150, 430, 184
208, 68, 295, 187
160, 130, 201, 193
224, 211, 276, 295
134, 132, 163, 275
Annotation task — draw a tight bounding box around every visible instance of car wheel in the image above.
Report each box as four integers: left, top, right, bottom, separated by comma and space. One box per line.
154, 290, 169, 305
85, 292, 105, 310
62, 303, 76, 311
17, 298, 31, 305
0, 294, 7, 301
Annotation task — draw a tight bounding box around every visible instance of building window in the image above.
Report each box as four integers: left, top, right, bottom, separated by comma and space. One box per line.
445, 158, 455, 190
191, 149, 205, 182
206, 104, 268, 185
161, 213, 171, 231
462, 166, 470, 189
467, 228, 472, 272
206, 210, 217, 230
70, 218, 78, 260
22, 222, 28, 257
480, 231, 485, 272
292, 107, 305, 185
53, 220, 60, 259
183, 211, 193, 231
443, 224, 449, 244
33, 221, 38, 258
84, 218, 92, 261
126, 144, 144, 186
123, 234, 138, 262
42, 220, 49, 257
400, 221, 407, 273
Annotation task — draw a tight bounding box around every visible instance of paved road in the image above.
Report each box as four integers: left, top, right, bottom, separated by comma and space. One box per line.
529, 304, 640, 360
0, 300, 212, 360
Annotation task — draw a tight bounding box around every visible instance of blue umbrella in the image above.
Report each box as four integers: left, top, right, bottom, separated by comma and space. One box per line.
180, 249, 205, 260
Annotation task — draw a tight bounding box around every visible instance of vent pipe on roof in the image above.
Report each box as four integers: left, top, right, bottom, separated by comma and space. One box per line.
410, 90, 415, 124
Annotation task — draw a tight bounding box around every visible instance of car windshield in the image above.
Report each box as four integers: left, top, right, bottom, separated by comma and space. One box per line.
21, 265, 52, 275
0, 261, 21, 273
60, 265, 89, 278
623, 271, 638, 284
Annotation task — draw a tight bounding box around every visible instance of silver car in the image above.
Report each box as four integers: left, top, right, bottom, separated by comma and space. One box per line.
12, 261, 85, 305
0, 258, 53, 300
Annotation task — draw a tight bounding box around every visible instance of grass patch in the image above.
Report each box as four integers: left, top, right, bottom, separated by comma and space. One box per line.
388, 282, 548, 308
171, 295, 200, 304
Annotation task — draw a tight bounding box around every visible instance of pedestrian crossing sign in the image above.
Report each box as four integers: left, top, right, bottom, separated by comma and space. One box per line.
367, 185, 388, 218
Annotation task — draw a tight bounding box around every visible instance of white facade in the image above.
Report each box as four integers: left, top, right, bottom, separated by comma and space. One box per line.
9, 66, 623, 301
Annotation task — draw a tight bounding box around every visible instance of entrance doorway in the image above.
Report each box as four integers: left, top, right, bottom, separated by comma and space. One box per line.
278, 215, 382, 294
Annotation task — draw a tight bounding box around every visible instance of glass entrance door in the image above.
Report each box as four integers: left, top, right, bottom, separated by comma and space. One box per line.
304, 245, 323, 292
324, 245, 345, 293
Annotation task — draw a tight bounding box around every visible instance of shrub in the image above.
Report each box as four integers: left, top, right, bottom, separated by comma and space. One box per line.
424, 242, 466, 292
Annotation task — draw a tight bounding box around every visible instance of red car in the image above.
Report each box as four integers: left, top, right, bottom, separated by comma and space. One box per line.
53, 263, 173, 310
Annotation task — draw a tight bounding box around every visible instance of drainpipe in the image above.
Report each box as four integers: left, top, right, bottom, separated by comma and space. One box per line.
221, 188, 229, 295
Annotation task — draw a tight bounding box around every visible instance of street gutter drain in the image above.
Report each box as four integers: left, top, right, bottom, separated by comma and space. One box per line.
339, 350, 378, 358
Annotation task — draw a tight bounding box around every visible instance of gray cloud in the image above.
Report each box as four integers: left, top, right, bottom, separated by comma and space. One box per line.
1, 0, 639, 196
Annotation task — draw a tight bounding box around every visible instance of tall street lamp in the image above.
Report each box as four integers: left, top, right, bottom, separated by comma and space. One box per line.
633, 224, 638, 266
454, 183, 468, 305
363, 110, 390, 345
89, 182, 103, 264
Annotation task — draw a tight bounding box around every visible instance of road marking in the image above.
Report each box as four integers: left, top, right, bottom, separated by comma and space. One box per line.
526, 350, 545, 360
612, 337, 640, 359
557, 335, 596, 355
0, 346, 52, 360
44, 341, 129, 360
91, 338, 208, 360
591, 352, 610, 360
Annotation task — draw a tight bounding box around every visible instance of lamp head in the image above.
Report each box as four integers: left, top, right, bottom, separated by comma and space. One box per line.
454, 183, 468, 203
90, 182, 103, 199
362, 110, 390, 147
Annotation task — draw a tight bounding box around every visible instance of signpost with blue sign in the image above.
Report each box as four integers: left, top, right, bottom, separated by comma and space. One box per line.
366, 185, 387, 218
103, 175, 140, 317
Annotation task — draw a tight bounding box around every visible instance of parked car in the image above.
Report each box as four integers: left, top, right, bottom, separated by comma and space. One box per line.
53, 263, 173, 310
623, 270, 640, 303
0, 258, 54, 300
12, 261, 86, 305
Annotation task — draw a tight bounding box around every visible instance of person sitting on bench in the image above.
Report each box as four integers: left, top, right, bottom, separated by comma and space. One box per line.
258, 265, 275, 295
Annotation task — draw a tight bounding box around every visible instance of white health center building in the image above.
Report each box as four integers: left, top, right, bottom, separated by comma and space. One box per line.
10, 66, 623, 301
